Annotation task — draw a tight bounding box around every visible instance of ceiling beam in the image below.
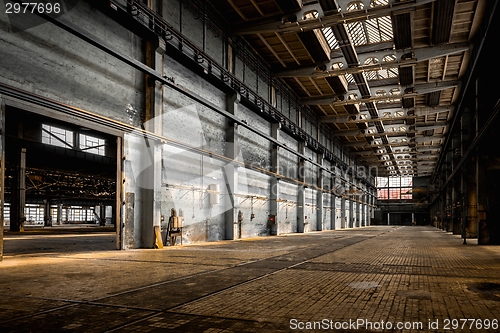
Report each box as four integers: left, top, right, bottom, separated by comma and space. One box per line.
276, 43, 469, 78
320, 114, 414, 124
234, 0, 437, 35
414, 106, 452, 116
257, 33, 287, 67
249, 0, 265, 17
346, 138, 442, 148
227, 0, 248, 21
275, 33, 301, 66
415, 123, 447, 131
353, 147, 441, 156
302, 80, 459, 105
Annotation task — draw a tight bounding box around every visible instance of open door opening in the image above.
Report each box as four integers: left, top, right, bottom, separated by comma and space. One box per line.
2, 107, 120, 256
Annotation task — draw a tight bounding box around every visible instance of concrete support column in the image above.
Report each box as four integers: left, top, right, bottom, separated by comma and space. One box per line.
477, 148, 489, 244
99, 204, 106, 226
145, 38, 165, 134
348, 176, 354, 228
0, 98, 5, 260
224, 93, 240, 240
330, 175, 336, 230
361, 191, 366, 227
269, 122, 280, 236
370, 189, 374, 225
450, 134, 461, 234
56, 203, 62, 226
445, 178, 452, 231
297, 142, 306, 233
368, 193, 371, 225
316, 153, 324, 231
152, 40, 165, 237
341, 183, 346, 228
365, 188, 370, 226
11, 147, 26, 232
461, 162, 477, 239
451, 179, 460, 235
133, 37, 165, 248
116, 137, 123, 249
43, 200, 51, 227
355, 181, 360, 227
438, 195, 445, 229
461, 107, 476, 239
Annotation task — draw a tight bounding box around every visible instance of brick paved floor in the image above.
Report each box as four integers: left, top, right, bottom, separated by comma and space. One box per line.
1, 226, 499, 332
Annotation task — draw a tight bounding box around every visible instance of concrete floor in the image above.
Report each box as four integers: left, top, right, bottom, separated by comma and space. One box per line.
2, 225, 116, 256
0, 226, 500, 332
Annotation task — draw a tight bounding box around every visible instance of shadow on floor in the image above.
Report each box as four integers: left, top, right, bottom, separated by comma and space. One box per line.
2, 225, 116, 256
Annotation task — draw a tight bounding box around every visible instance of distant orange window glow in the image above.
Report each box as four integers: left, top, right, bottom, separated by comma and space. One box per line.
376, 176, 412, 200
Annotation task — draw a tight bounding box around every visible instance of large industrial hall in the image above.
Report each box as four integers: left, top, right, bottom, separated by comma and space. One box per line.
0, 0, 499, 331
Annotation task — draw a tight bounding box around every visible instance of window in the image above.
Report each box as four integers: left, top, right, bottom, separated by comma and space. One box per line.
42, 124, 105, 156
378, 189, 388, 199
67, 206, 95, 222
80, 134, 105, 156
25, 204, 45, 225
376, 176, 413, 200
42, 124, 73, 149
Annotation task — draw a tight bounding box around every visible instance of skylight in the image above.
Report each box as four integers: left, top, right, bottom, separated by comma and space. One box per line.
345, 2, 393, 47
363, 57, 399, 81
322, 27, 339, 50
344, 73, 356, 84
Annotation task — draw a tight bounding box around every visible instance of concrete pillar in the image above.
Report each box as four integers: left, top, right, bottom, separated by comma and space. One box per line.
111, 202, 117, 227
450, 134, 460, 234
99, 204, 106, 226
56, 203, 62, 225
477, 148, 489, 244
43, 200, 52, 227
224, 93, 240, 240
366, 189, 370, 226
361, 191, 366, 227
348, 178, 354, 228
316, 153, 324, 231
330, 174, 336, 230
340, 183, 346, 228
115, 136, 123, 249
370, 189, 375, 225
11, 147, 26, 232
297, 142, 306, 233
445, 176, 452, 231
152, 39, 165, 231
134, 37, 165, 248
124, 192, 135, 249
269, 122, 280, 236
461, 107, 476, 238
451, 179, 459, 234
355, 181, 360, 227
0, 98, 5, 260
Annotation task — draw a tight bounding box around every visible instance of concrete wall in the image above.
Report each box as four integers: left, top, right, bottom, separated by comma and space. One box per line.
0, 2, 145, 125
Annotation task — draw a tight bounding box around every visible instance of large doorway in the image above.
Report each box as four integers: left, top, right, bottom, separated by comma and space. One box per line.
2, 107, 119, 256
